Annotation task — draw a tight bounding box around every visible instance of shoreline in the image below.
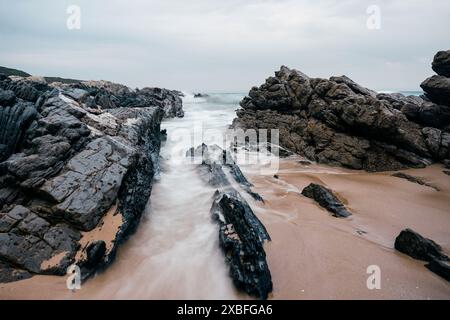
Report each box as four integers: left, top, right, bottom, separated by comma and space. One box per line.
1, 161, 449, 300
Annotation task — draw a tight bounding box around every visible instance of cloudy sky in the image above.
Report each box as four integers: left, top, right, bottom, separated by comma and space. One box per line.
0, 0, 449, 92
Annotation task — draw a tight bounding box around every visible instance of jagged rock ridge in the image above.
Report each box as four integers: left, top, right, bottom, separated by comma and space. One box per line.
187, 144, 272, 299
233, 51, 450, 172
0, 74, 183, 282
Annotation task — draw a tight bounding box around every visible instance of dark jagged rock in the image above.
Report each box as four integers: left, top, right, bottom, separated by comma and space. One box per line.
0, 74, 182, 283
138, 87, 184, 118
395, 229, 449, 282
78, 240, 106, 280
160, 129, 167, 142
233, 52, 450, 172
188, 144, 272, 299
0, 206, 81, 276
50, 80, 184, 119
397, 98, 450, 129
392, 172, 439, 191
432, 50, 450, 77
0, 76, 50, 102
425, 259, 450, 281
0, 260, 32, 283
211, 190, 272, 299
421, 51, 450, 108
395, 229, 449, 262
194, 93, 209, 98
444, 170, 450, 176
301, 183, 352, 218
0, 101, 38, 162
0, 88, 16, 106
187, 144, 264, 201
187, 144, 229, 188
421, 75, 450, 107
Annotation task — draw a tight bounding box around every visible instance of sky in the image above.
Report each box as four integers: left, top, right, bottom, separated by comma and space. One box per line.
0, 0, 449, 92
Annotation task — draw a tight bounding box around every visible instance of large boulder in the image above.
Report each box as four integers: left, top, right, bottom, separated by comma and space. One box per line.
421, 75, 450, 107
395, 229, 449, 282
301, 183, 352, 218
394, 229, 448, 262
432, 50, 450, 77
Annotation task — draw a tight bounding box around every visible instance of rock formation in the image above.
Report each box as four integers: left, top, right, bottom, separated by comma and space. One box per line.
301, 183, 352, 218
187, 144, 272, 299
0, 74, 183, 283
391, 172, 439, 191
194, 93, 209, 98
395, 229, 449, 281
233, 51, 450, 172
431, 50, 450, 77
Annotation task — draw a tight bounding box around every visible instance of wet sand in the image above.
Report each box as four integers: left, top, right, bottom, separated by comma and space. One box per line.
1, 158, 449, 300
242, 160, 450, 299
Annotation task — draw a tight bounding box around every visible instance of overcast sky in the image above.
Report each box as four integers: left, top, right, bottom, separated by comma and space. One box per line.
0, 0, 449, 92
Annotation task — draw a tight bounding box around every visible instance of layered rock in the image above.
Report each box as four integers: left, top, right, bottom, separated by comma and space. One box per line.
0, 74, 183, 282
233, 51, 450, 172
187, 144, 272, 299
211, 190, 272, 299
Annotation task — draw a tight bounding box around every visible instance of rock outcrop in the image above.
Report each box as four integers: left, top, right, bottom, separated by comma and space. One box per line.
395, 229, 449, 281
420, 50, 450, 121
233, 51, 450, 172
194, 93, 209, 98
421, 76, 450, 107
211, 190, 272, 299
395, 229, 449, 262
0, 74, 183, 283
301, 183, 352, 218
431, 50, 450, 78
391, 172, 439, 191
187, 144, 272, 299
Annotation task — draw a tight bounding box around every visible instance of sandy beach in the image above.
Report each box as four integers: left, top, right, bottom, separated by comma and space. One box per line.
1, 157, 449, 300
245, 160, 450, 299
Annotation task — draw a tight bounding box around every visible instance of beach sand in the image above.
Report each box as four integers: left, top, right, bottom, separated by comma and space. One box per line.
244, 160, 450, 299
1, 160, 449, 300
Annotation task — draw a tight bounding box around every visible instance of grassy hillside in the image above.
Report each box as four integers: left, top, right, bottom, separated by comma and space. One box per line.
0, 66, 82, 84
0, 66, 31, 77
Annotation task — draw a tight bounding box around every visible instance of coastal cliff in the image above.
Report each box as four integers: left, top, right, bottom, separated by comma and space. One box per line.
0, 74, 183, 283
